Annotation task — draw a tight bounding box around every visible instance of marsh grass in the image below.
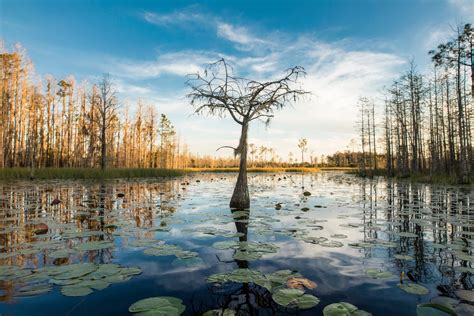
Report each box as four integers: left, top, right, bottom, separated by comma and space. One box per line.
184, 167, 323, 173
0, 166, 357, 181
0, 168, 185, 180
348, 168, 473, 185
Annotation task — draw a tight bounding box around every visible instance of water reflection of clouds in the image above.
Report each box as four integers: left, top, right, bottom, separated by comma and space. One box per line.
1, 172, 473, 316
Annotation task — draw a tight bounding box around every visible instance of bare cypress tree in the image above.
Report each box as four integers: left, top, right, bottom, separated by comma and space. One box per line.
187, 59, 307, 209
95, 74, 118, 170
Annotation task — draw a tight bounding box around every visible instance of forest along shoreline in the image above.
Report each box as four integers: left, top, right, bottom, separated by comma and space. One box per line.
0, 167, 339, 180
1, 167, 472, 187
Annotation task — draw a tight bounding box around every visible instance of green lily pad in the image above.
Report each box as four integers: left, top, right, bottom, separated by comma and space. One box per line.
272, 288, 319, 309
61, 285, 94, 297
320, 240, 344, 248
203, 309, 236, 316
322, 302, 372, 316
16, 283, 52, 296
207, 268, 265, 284
416, 303, 456, 316
55, 263, 98, 280
144, 244, 183, 257
430, 296, 459, 310
394, 254, 413, 260
366, 269, 393, 279
398, 283, 429, 295
212, 241, 238, 250
129, 296, 185, 315
233, 250, 262, 261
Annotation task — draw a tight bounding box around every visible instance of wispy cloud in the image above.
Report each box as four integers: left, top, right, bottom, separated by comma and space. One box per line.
216, 22, 270, 51
113, 51, 218, 78
120, 9, 407, 156
142, 8, 207, 27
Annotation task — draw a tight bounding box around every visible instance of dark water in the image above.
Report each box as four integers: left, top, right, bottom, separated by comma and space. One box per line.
0, 172, 473, 315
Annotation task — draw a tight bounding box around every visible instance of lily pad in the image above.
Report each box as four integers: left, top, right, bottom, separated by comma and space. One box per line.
61, 285, 94, 297
455, 290, 474, 303
366, 269, 393, 279
54, 263, 98, 280
272, 288, 319, 309
75, 241, 114, 252
416, 303, 456, 316
16, 283, 52, 296
323, 302, 372, 316
203, 309, 236, 316
331, 234, 348, 239
320, 240, 344, 248
398, 283, 429, 295
394, 254, 413, 261
129, 296, 185, 315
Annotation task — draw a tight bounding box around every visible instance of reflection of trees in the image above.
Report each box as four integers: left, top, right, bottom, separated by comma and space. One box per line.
203, 209, 293, 315
0, 178, 184, 300
359, 178, 473, 296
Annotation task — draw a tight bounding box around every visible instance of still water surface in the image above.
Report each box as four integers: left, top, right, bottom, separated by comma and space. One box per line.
0, 172, 473, 315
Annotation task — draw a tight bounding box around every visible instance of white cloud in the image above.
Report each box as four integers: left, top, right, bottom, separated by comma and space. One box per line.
113, 51, 218, 78
216, 22, 270, 51
114, 13, 407, 158
142, 9, 207, 27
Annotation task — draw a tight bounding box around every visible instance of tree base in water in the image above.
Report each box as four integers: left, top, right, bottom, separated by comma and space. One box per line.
229, 199, 250, 210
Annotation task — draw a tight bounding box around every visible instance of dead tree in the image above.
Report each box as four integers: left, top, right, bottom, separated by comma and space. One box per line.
187, 59, 307, 209
95, 74, 118, 170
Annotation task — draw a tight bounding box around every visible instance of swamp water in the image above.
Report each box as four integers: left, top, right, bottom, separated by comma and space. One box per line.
0, 172, 473, 315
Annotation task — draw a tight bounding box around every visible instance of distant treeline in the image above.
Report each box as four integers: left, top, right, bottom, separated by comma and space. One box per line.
357, 23, 473, 183
0, 45, 185, 169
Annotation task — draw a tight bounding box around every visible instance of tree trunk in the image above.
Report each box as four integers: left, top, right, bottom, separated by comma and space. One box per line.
230, 121, 250, 209
101, 119, 106, 170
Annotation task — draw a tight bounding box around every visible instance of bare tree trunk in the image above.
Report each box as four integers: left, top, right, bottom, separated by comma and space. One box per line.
456, 36, 469, 183
371, 101, 377, 170
230, 120, 250, 209
101, 117, 106, 170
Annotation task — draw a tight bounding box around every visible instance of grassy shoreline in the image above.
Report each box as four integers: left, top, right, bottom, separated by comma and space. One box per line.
0, 168, 186, 180
0, 167, 469, 185
0, 167, 353, 180
348, 169, 473, 185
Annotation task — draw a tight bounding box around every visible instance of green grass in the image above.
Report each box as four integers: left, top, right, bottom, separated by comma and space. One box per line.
0, 168, 185, 180
184, 167, 322, 173
0, 166, 357, 181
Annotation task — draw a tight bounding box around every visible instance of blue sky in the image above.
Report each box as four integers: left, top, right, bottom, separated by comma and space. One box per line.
1, 0, 471, 159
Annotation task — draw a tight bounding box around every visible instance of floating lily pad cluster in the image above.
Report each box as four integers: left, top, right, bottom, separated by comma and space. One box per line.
212, 240, 279, 261
207, 268, 319, 310
0, 262, 141, 298
143, 243, 199, 260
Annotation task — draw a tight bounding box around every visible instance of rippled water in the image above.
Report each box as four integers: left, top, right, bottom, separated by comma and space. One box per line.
0, 172, 473, 315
